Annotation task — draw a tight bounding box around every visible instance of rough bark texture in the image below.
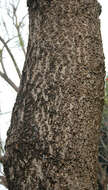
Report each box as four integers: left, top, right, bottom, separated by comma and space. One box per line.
3, 0, 105, 189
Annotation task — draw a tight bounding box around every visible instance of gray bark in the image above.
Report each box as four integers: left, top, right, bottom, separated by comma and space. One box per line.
3, 0, 105, 189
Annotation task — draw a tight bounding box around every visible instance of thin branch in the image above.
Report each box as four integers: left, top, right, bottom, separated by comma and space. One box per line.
2, 19, 9, 37
13, 5, 26, 56
0, 49, 7, 75
5, 36, 18, 45
100, 137, 108, 154
0, 142, 4, 154
0, 71, 19, 92
98, 153, 108, 165
0, 36, 20, 79
0, 36, 21, 79
16, 0, 21, 10
16, 26, 26, 56
19, 14, 28, 28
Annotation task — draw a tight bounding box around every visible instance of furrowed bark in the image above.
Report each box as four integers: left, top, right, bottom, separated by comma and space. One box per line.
3, 0, 105, 189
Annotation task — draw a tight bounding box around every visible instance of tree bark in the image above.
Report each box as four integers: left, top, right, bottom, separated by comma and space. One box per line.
3, 0, 105, 189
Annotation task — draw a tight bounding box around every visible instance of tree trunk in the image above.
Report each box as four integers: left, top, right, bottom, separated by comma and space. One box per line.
3, 0, 105, 189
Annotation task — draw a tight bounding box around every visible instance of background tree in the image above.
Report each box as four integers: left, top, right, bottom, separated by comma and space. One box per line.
2, 0, 105, 189
98, 76, 108, 190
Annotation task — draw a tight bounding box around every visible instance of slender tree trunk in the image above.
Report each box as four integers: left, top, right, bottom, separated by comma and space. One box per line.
3, 0, 105, 189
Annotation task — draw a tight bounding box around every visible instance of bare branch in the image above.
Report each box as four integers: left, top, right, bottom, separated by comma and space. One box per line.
100, 137, 108, 154
19, 14, 28, 28
0, 36, 21, 79
16, 25, 26, 56
0, 71, 19, 92
98, 153, 108, 164
16, 0, 21, 11
2, 19, 9, 38
11, 3, 26, 56
0, 49, 7, 75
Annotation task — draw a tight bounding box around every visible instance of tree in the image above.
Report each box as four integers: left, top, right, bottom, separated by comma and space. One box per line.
0, 0, 28, 188
3, 0, 105, 189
